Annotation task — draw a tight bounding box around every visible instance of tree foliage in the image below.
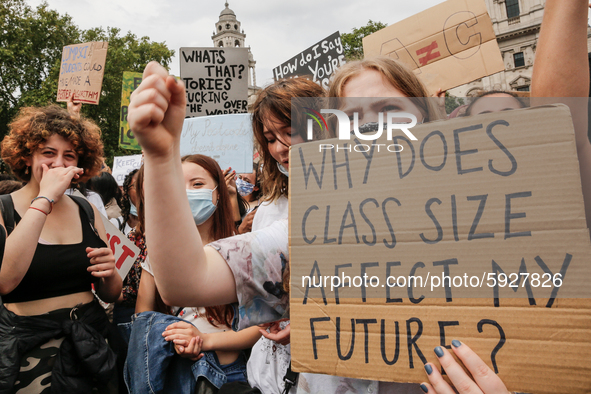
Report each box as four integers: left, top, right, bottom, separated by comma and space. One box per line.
0, 0, 79, 135
0, 0, 174, 163
444, 91, 465, 114
341, 20, 387, 60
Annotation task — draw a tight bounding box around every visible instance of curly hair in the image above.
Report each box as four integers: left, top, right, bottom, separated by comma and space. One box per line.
1, 105, 104, 182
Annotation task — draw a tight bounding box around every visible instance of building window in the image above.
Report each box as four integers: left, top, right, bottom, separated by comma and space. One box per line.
513, 52, 525, 68
506, 0, 520, 19
218, 25, 222, 31
218, 41, 224, 47
235, 40, 240, 47
516, 86, 530, 92
225, 23, 230, 29
234, 24, 238, 30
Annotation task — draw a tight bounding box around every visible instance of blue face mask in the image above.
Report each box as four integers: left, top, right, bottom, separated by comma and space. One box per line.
236, 178, 255, 197
187, 186, 218, 225
277, 163, 289, 177
129, 202, 138, 217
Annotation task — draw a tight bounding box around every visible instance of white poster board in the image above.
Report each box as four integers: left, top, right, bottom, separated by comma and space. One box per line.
179, 113, 253, 173
112, 154, 143, 186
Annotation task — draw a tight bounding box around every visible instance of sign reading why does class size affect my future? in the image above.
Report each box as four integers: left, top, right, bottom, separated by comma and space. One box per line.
289, 104, 591, 393
273, 31, 346, 89
180, 48, 249, 118
57, 41, 108, 105
179, 113, 253, 174
119, 72, 144, 151
362, 0, 504, 94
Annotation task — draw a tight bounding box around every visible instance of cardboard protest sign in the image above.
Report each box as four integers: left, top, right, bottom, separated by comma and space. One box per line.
112, 154, 142, 186
71, 190, 139, 279
362, 0, 504, 94
180, 48, 249, 117
180, 113, 253, 173
289, 105, 591, 393
273, 32, 346, 89
119, 72, 143, 150
100, 214, 139, 279
57, 42, 108, 105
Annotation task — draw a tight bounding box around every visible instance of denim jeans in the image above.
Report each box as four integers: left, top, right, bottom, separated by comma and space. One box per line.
124, 311, 247, 394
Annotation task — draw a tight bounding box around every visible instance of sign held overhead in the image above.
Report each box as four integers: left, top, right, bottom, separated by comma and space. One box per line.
180, 47, 249, 118
362, 0, 504, 94
57, 41, 108, 105
273, 31, 346, 89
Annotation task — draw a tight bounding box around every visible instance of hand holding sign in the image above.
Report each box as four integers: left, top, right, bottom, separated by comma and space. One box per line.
421, 342, 509, 394
128, 62, 186, 158
67, 95, 81, 119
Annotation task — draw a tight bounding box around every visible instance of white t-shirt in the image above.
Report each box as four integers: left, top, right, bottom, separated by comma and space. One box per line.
65, 188, 108, 218
248, 320, 295, 394
252, 195, 288, 231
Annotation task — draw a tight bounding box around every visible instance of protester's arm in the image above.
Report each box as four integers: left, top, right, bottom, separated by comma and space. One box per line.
224, 168, 241, 222
531, 0, 589, 97
0, 166, 82, 294
420, 342, 509, 394
135, 270, 157, 313
127, 62, 237, 307
531, 0, 591, 230
163, 321, 262, 352
89, 203, 122, 303
67, 95, 81, 119
259, 320, 290, 345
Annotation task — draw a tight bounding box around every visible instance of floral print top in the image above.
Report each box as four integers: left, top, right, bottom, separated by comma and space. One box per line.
121, 229, 147, 308
208, 219, 289, 330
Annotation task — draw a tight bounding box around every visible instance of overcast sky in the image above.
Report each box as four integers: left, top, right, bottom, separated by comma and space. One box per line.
25, 0, 446, 87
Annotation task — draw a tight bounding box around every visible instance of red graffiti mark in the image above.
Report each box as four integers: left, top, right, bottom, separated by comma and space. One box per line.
416, 41, 441, 66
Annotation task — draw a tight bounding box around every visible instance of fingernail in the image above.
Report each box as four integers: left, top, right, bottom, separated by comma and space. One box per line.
424, 364, 433, 375
434, 346, 444, 357
452, 339, 461, 348
420, 383, 429, 393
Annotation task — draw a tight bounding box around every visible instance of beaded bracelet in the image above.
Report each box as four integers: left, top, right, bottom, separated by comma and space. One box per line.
31, 196, 55, 214
29, 206, 49, 216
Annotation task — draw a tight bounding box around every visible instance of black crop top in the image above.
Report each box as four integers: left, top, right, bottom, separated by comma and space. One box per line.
1, 195, 107, 303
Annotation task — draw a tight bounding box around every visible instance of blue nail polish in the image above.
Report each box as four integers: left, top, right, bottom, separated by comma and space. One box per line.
452, 339, 461, 348
434, 346, 444, 357
420, 383, 429, 393
424, 364, 433, 375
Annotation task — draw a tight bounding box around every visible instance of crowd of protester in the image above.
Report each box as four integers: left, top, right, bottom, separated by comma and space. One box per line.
0, 0, 588, 392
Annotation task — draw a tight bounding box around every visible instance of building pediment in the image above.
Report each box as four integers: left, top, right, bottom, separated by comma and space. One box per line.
509, 75, 531, 88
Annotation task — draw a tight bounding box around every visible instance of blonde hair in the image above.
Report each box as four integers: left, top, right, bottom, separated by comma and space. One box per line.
328, 57, 444, 122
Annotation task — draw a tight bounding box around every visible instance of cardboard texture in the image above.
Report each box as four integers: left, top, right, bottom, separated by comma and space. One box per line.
99, 214, 140, 280
112, 154, 143, 186
71, 190, 139, 278
289, 105, 591, 393
362, 0, 504, 94
179, 113, 253, 173
273, 32, 347, 89
180, 47, 249, 118
119, 72, 143, 150
57, 41, 108, 105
